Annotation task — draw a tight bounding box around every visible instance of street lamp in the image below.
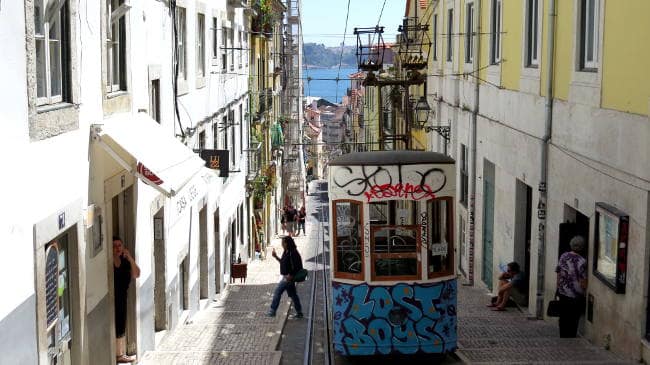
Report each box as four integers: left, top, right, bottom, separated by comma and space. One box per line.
412, 96, 431, 129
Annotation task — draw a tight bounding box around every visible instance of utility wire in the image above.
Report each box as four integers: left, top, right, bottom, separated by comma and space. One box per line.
335, 0, 352, 103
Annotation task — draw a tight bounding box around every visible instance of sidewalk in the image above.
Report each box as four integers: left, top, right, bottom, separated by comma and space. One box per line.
455, 284, 634, 364
141, 237, 294, 365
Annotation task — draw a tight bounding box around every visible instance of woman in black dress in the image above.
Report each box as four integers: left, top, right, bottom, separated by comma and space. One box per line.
113, 237, 140, 363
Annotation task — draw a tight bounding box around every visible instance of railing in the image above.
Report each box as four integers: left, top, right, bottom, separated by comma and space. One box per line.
245, 142, 262, 181
258, 88, 273, 115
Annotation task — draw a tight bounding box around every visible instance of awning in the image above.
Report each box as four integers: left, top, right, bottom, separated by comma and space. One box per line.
91, 112, 206, 197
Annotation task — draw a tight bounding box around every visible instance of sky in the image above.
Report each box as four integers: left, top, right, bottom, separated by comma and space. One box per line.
302, 0, 406, 47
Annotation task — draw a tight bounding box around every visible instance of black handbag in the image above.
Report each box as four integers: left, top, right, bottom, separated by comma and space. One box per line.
547, 292, 561, 317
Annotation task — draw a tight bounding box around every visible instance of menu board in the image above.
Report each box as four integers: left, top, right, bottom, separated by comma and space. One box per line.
45, 244, 59, 330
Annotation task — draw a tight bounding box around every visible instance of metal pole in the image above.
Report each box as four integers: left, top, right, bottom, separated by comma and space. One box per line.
467, 0, 481, 286
537, 0, 556, 319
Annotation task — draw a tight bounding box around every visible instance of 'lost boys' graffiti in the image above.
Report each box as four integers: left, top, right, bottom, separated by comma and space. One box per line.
330, 164, 454, 202
332, 280, 457, 356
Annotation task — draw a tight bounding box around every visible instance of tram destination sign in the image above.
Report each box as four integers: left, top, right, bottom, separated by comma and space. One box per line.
330, 163, 456, 202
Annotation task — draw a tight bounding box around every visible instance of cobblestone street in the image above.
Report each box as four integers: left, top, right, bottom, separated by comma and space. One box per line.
141, 239, 296, 365
455, 285, 634, 364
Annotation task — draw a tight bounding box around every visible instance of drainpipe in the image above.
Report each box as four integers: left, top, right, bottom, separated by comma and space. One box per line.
467, 0, 481, 286
536, 0, 557, 319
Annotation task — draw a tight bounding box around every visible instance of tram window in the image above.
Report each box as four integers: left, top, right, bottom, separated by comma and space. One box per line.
333, 201, 363, 279
371, 226, 420, 280
427, 198, 454, 277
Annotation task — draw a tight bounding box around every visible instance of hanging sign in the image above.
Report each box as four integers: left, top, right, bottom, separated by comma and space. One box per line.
200, 150, 229, 177
45, 243, 59, 330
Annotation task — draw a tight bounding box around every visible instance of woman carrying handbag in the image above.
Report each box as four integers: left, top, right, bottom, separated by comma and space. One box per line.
555, 236, 587, 338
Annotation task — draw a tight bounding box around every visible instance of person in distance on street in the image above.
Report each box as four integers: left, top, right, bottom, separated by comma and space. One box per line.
298, 206, 306, 236
267, 236, 304, 319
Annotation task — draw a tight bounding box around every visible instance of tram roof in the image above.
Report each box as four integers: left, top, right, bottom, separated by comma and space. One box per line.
328, 151, 455, 166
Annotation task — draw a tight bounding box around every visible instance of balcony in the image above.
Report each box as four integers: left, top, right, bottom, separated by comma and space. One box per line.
258, 88, 273, 115
245, 142, 262, 182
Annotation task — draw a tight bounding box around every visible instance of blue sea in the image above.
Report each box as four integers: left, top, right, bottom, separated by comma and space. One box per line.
303, 67, 358, 104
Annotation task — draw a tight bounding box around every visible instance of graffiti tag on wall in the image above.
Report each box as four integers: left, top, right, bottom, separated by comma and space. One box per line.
332, 281, 457, 356
331, 165, 449, 202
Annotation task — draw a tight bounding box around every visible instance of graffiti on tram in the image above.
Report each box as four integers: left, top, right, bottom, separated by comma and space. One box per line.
332, 281, 457, 355
331, 165, 448, 203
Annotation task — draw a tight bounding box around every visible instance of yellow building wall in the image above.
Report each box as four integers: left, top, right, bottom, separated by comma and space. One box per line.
601, 0, 650, 116
540, 0, 571, 99
479, 0, 491, 82
500, 0, 522, 90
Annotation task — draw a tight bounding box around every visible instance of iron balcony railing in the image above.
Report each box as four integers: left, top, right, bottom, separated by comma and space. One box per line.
258, 88, 273, 115
245, 142, 262, 181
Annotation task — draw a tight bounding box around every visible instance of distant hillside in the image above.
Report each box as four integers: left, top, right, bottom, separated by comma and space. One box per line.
303, 43, 356, 68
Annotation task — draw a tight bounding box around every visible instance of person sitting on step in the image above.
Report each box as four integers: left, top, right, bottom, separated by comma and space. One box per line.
487, 261, 524, 311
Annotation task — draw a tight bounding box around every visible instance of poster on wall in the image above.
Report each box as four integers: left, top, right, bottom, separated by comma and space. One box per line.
594, 202, 628, 294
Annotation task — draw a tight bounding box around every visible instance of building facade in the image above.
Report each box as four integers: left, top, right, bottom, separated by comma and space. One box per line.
0, 0, 292, 363
423, 0, 650, 361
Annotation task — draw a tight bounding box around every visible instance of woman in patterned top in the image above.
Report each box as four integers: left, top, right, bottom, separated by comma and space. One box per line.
555, 236, 587, 338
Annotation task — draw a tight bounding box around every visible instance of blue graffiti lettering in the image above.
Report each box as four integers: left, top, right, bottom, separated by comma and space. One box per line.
367, 318, 393, 355
349, 285, 374, 320
343, 318, 376, 355
369, 287, 392, 319
392, 284, 423, 322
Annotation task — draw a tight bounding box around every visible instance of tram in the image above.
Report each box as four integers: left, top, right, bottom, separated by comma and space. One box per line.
327, 150, 457, 356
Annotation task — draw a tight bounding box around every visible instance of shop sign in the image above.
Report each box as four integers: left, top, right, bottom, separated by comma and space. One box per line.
200, 150, 229, 177
137, 162, 164, 185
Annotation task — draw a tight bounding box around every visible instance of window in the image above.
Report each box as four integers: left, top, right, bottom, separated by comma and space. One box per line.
427, 198, 454, 277
150, 79, 160, 123
446, 9, 453, 62
222, 115, 228, 151
175, 7, 187, 80
465, 3, 474, 63
213, 119, 219, 148
34, 0, 71, 105
197, 13, 205, 78
433, 14, 438, 61
594, 202, 628, 293
369, 201, 419, 280
333, 201, 363, 279
460, 144, 468, 206
238, 29, 243, 69
105, 0, 128, 93
525, 0, 539, 67
229, 27, 235, 71
212, 17, 218, 59
490, 0, 502, 64
239, 104, 243, 154
221, 25, 227, 71
198, 131, 206, 150
229, 110, 236, 166
579, 0, 599, 70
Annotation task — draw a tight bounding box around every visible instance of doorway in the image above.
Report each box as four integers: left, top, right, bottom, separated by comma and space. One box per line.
560, 205, 589, 259
153, 208, 166, 332
513, 180, 532, 307
482, 160, 495, 290
199, 206, 208, 299
44, 231, 75, 365
214, 208, 221, 294
110, 186, 137, 356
